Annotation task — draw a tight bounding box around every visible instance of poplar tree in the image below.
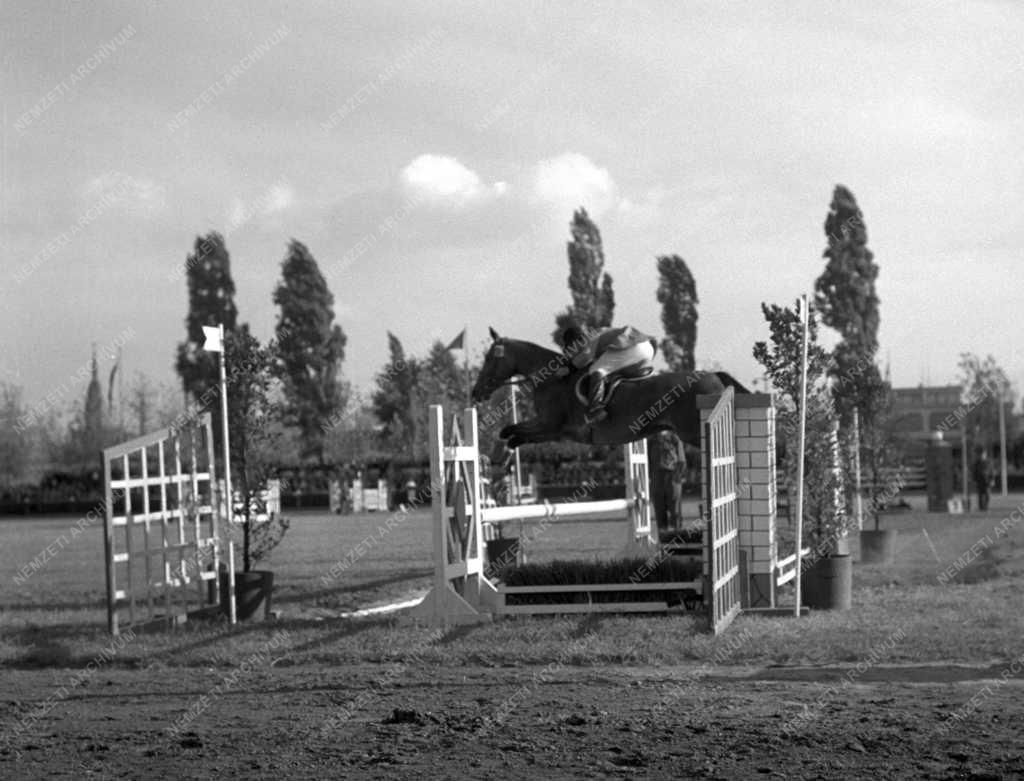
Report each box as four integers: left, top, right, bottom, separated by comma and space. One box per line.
175, 232, 239, 438
814, 185, 881, 426
553, 208, 615, 343
656, 255, 698, 372
273, 240, 348, 464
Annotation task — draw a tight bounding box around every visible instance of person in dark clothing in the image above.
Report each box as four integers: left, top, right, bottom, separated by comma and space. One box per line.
973, 449, 994, 511
651, 430, 686, 534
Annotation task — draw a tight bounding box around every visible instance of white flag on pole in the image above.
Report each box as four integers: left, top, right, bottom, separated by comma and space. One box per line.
202, 325, 223, 353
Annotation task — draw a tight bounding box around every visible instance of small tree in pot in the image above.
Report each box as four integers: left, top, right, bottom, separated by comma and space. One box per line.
754, 300, 856, 608
222, 327, 290, 619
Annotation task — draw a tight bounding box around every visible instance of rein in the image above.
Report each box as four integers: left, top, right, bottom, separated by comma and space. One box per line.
486, 339, 571, 393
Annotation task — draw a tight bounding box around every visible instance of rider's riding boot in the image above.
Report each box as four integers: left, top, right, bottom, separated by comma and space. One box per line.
585, 374, 608, 423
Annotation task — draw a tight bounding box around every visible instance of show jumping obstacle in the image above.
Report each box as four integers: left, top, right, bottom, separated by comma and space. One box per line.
411, 404, 654, 626
103, 413, 235, 635
413, 390, 803, 632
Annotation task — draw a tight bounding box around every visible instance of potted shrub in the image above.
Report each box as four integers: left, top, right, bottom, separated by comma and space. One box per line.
754, 300, 855, 609
856, 394, 904, 564
219, 328, 291, 621
792, 406, 856, 608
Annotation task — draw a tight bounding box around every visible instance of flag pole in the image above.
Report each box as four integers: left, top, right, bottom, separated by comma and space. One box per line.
794, 295, 809, 618
118, 345, 124, 431
853, 407, 863, 531
464, 324, 471, 409
998, 380, 1008, 496
203, 323, 235, 619
961, 424, 969, 508
510, 384, 522, 505
217, 324, 233, 545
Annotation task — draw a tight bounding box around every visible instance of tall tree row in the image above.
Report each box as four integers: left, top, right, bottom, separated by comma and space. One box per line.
813, 186, 899, 528
273, 240, 348, 464
0, 383, 29, 487
814, 185, 884, 427
372, 332, 419, 459
175, 233, 240, 438
552, 209, 615, 343
371, 334, 463, 462
958, 353, 1012, 449
174, 234, 348, 470
656, 255, 698, 372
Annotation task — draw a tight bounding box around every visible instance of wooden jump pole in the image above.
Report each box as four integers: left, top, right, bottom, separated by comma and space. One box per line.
794, 295, 809, 618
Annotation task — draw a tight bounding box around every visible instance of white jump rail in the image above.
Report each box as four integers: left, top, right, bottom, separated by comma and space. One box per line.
775, 547, 812, 587
481, 498, 631, 524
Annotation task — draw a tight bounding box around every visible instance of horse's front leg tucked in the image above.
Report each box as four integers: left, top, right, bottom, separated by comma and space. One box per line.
499, 420, 542, 441
499, 417, 560, 447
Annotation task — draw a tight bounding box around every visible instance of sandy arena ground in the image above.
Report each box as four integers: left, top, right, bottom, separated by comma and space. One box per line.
4, 663, 1024, 779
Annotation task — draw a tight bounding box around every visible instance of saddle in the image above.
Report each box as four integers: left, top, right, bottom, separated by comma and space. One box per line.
574, 365, 654, 408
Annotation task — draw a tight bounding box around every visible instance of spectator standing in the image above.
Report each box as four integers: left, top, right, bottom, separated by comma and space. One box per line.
651, 430, 686, 534
973, 449, 994, 511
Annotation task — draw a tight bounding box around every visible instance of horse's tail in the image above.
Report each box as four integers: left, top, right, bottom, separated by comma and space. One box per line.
714, 371, 751, 394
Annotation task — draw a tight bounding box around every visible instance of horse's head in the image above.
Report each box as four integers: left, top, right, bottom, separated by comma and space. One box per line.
471, 327, 517, 403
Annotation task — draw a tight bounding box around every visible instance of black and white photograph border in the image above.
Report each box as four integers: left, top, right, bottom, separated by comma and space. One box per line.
3, 2, 1024, 778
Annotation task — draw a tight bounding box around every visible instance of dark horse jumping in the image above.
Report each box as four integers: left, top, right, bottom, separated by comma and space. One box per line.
472, 328, 749, 449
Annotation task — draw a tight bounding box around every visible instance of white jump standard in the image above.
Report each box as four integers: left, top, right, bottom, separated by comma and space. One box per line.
411, 405, 654, 626
413, 391, 796, 630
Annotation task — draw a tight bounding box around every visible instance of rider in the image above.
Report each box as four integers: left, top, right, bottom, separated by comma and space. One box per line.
560, 323, 658, 423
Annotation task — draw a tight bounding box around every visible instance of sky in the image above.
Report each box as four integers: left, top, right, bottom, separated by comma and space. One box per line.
4, 1, 1023, 419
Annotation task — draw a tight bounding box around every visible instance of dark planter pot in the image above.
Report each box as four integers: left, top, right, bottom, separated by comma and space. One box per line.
801, 554, 852, 610
220, 570, 274, 621
486, 537, 520, 577
860, 529, 898, 564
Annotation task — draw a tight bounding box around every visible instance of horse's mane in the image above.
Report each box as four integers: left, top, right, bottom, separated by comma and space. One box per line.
504, 337, 562, 362
502, 337, 571, 382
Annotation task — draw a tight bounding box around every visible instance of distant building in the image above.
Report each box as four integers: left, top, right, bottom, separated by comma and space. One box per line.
888, 385, 962, 442
889, 384, 1018, 454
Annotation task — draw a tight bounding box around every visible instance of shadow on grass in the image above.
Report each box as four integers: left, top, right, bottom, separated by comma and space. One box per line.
434, 612, 610, 653
2, 598, 108, 611
275, 615, 394, 659
1, 613, 401, 670
436, 623, 481, 647
273, 568, 433, 607
3, 570, 433, 613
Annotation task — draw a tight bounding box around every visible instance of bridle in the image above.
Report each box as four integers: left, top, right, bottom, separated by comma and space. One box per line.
480, 340, 569, 397
486, 342, 529, 389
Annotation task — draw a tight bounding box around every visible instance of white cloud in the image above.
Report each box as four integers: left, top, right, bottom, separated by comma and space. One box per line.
82, 172, 166, 217
530, 153, 616, 216
264, 182, 295, 214
227, 180, 295, 231
400, 154, 506, 205
401, 154, 482, 202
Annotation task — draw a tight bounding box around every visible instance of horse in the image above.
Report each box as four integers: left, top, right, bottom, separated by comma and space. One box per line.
471, 328, 749, 449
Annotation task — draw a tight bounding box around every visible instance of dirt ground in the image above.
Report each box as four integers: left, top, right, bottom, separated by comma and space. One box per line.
3, 664, 1024, 780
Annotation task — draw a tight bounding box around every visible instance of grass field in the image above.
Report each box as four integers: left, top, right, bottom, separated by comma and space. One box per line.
2, 492, 1024, 671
